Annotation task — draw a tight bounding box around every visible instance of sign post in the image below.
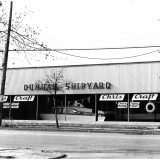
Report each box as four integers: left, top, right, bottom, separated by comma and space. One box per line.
128, 94, 129, 122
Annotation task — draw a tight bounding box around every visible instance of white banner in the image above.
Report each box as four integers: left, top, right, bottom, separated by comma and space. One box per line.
117, 102, 128, 108
132, 94, 158, 101
0, 96, 8, 102
130, 102, 140, 108
3, 103, 19, 108
99, 94, 125, 101
13, 96, 35, 101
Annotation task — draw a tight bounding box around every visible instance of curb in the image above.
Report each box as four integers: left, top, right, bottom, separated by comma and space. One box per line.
1, 125, 160, 135
2, 120, 160, 135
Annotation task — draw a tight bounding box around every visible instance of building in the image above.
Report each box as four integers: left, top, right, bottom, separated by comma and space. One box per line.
1, 61, 160, 122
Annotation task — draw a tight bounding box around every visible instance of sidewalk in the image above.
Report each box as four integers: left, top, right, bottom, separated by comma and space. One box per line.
1, 120, 160, 135
2, 119, 160, 126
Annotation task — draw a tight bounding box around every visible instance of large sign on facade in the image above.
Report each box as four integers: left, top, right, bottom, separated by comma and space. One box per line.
99, 94, 125, 101
24, 82, 112, 91
13, 96, 35, 101
132, 94, 158, 101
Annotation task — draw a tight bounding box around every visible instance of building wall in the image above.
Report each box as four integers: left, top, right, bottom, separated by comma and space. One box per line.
1, 61, 160, 95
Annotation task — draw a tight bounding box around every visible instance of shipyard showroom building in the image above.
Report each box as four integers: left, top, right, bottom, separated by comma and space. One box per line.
1, 61, 160, 122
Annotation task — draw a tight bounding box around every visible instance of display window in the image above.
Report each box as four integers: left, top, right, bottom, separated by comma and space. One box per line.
98, 94, 128, 121
38, 94, 98, 121
129, 93, 160, 122
2, 95, 37, 120
2, 93, 160, 122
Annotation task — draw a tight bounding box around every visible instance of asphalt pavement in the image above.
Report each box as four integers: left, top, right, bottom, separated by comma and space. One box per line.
1, 130, 160, 159
1, 120, 160, 158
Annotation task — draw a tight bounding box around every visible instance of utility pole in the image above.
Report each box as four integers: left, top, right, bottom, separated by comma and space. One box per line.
0, 1, 13, 125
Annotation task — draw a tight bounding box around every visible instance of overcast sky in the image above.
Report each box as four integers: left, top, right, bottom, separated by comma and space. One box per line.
2, 0, 160, 67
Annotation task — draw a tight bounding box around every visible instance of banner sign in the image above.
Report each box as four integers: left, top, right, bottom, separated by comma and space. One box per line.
13, 96, 35, 101
132, 94, 158, 101
3, 103, 19, 108
117, 102, 128, 108
130, 102, 140, 108
0, 96, 8, 102
100, 94, 125, 101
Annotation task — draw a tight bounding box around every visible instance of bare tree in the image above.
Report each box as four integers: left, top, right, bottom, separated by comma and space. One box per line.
0, 1, 50, 125
0, 1, 48, 60
36, 69, 70, 128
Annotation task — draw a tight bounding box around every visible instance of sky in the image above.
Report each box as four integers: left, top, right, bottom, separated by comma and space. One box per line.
1, 0, 160, 68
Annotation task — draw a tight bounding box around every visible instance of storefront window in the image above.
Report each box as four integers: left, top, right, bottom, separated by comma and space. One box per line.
3, 95, 37, 120
38, 94, 97, 122
129, 93, 160, 122
3, 93, 160, 122
98, 94, 128, 121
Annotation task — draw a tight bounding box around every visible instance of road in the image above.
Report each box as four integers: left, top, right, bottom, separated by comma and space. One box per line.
0, 130, 160, 159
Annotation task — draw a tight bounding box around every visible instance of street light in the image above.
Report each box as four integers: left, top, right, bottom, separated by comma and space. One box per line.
0, 1, 13, 125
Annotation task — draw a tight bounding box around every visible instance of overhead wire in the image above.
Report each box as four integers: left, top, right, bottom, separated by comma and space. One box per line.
1, 45, 160, 52
36, 50, 85, 65
52, 45, 160, 51
54, 49, 160, 60
1, 45, 160, 61
10, 49, 86, 66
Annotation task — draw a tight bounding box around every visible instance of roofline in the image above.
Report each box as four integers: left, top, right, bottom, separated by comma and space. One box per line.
1, 60, 160, 70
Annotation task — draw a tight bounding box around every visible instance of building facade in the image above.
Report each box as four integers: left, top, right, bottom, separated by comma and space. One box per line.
1, 61, 160, 122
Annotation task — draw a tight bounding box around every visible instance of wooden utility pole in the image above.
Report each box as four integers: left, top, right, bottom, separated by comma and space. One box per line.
0, 1, 13, 125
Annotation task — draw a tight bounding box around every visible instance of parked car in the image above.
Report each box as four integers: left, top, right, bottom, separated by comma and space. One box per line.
39, 106, 106, 121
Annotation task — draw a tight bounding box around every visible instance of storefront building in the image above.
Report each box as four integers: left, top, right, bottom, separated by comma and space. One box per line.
1, 61, 160, 122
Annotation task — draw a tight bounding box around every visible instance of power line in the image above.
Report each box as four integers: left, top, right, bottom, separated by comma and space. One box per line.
14, 50, 85, 65
52, 49, 160, 60
2, 45, 160, 51
1, 45, 160, 53
25, 48, 159, 61
36, 50, 85, 64
1, 46, 160, 61
51, 45, 160, 51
